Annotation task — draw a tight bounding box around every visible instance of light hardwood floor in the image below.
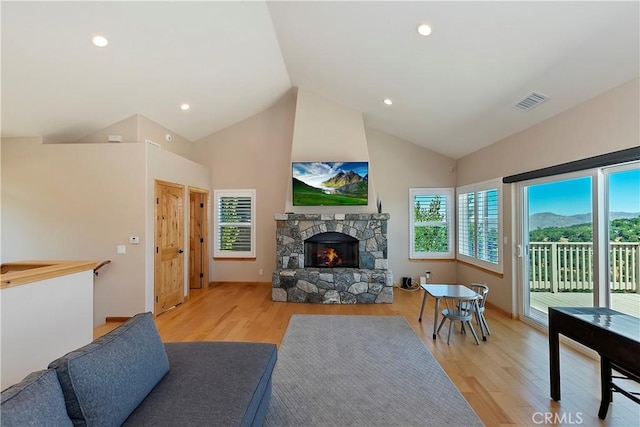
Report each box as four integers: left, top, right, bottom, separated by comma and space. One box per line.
95, 283, 640, 427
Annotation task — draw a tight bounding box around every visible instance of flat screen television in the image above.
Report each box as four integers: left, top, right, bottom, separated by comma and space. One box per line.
292, 161, 368, 206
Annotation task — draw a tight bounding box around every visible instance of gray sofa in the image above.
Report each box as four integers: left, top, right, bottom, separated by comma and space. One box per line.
1, 312, 277, 426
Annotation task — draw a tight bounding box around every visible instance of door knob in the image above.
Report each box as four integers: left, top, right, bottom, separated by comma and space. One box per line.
178, 249, 184, 254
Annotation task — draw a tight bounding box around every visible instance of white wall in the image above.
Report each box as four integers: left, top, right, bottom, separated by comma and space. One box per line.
456, 77, 640, 315
1, 270, 93, 389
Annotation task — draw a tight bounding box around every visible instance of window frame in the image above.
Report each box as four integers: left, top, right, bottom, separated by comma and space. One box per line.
456, 179, 503, 273
213, 189, 256, 258
409, 188, 455, 259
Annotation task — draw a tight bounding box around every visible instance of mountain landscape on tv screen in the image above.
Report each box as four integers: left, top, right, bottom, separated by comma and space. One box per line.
292, 163, 368, 206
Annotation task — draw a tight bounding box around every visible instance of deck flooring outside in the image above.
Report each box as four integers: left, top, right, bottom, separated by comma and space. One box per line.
530, 291, 640, 318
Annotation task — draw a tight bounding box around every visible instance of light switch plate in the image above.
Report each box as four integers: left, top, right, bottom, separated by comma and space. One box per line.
117, 245, 126, 254
129, 236, 140, 244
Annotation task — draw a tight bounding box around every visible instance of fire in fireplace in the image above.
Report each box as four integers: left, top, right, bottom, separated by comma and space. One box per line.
304, 232, 359, 268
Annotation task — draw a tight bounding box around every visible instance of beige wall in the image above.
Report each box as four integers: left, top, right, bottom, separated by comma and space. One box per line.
145, 146, 211, 311
456, 77, 640, 315
1, 138, 147, 326
138, 115, 195, 161
287, 88, 375, 214
74, 114, 196, 161
7, 77, 635, 318
366, 127, 458, 286
1, 137, 212, 325
193, 89, 460, 285
194, 91, 296, 283
76, 115, 139, 143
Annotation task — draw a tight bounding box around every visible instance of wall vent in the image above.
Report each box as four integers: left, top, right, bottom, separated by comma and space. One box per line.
145, 139, 161, 148
514, 92, 549, 111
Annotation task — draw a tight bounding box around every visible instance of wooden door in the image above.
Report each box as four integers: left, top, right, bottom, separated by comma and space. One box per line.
189, 188, 209, 289
154, 181, 185, 316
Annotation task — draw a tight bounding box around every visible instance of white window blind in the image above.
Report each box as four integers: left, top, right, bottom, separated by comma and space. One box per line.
409, 188, 454, 259
214, 189, 256, 258
457, 192, 475, 258
457, 179, 502, 273
477, 189, 499, 263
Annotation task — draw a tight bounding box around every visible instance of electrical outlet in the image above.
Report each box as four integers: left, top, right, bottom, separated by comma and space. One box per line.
258, 268, 264, 276
425, 271, 431, 282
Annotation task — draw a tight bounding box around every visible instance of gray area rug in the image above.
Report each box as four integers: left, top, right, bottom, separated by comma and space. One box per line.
265, 315, 484, 427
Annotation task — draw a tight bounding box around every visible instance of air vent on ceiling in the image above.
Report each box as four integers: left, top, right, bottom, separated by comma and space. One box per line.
514, 92, 549, 111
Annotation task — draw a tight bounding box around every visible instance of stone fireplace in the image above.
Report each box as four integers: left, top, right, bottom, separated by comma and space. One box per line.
272, 213, 393, 304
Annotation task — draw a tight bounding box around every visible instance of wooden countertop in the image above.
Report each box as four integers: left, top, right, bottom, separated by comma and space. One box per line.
1, 261, 97, 289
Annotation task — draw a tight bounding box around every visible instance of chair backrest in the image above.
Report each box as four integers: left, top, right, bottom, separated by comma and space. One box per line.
470, 283, 489, 309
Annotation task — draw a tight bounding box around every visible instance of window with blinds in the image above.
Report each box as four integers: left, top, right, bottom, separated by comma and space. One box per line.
458, 192, 475, 257
214, 189, 256, 258
457, 179, 502, 273
409, 188, 454, 259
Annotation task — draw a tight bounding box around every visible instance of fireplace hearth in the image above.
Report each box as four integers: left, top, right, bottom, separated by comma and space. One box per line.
273, 213, 393, 304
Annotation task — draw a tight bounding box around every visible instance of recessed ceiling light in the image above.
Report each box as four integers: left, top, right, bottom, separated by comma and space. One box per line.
180, 104, 190, 111
92, 35, 109, 47
383, 99, 393, 106
417, 24, 432, 37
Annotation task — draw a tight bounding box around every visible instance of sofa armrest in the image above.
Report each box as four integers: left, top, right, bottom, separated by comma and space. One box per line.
0, 369, 73, 427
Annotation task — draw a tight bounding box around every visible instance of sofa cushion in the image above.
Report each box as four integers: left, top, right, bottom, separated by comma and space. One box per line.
0, 369, 73, 427
49, 312, 169, 426
122, 342, 277, 427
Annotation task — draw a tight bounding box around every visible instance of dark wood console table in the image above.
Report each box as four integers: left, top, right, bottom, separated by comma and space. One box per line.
548, 307, 640, 419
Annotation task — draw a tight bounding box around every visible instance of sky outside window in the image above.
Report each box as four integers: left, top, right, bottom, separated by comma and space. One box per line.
609, 168, 640, 214
528, 177, 592, 216
529, 170, 640, 216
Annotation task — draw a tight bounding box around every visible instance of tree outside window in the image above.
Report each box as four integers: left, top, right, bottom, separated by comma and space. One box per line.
410, 188, 454, 259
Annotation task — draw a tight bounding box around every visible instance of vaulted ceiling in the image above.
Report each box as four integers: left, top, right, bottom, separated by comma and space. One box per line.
2, 1, 638, 159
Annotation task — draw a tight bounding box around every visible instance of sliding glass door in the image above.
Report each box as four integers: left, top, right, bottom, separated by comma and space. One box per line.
519, 161, 639, 324
521, 174, 594, 323
605, 163, 640, 318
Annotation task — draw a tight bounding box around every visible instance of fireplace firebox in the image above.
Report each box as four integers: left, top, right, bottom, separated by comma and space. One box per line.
304, 232, 358, 268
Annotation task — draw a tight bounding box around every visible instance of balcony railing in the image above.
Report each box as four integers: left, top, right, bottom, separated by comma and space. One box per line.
529, 242, 640, 293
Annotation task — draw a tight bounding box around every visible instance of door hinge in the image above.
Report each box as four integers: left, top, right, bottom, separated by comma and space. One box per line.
155, 296, 158, 303
200, 237, 204, 243
156, 197, 159, 204
200, 202, 204, 208
200, 273, 204, 278
156, 247, 159, 254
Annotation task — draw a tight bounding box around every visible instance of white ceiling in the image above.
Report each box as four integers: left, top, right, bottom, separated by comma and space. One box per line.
2, 1, 638, 159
